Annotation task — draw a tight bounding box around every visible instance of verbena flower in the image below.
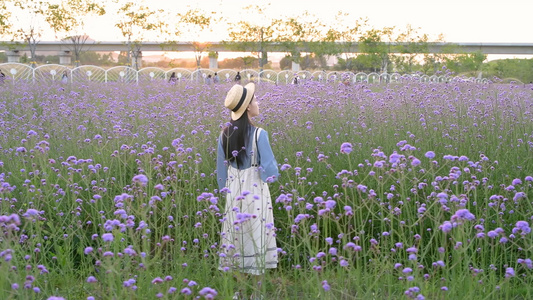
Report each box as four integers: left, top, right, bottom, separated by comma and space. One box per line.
340, 142, 353, 154
102, 233, 114, 242
132, 174, 148, 186
321, 280, 330, 291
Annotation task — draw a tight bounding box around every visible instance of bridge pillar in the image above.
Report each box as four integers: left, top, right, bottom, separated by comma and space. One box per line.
209, 57, 218, 69
291, 61, 300, 72
59, 51, 72, 65
6, 50, 21, 63
132, 51, 142, 70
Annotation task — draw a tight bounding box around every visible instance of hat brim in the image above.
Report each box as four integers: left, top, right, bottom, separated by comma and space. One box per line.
230, 82, 255, 120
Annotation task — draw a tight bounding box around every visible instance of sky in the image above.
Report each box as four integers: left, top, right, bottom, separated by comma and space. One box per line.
98, 0, 532, 44
5, 0, 533, 60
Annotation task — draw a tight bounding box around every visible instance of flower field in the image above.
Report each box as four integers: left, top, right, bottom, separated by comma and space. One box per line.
0, 79, 532, 299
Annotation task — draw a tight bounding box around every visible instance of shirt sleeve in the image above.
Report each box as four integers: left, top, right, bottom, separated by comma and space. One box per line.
216, 133, 228, 191
257, 129, 279, 183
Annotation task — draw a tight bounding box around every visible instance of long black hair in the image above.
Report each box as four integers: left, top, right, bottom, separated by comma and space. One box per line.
222, 111, 254, 168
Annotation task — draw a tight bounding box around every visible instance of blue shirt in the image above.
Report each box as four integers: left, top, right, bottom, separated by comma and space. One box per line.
216, 126, 279, 191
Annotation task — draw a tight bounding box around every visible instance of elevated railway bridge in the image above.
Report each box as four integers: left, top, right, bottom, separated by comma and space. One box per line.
1, 41, 532, 69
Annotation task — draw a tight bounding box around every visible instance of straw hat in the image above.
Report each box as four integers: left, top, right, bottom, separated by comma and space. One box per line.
224, 82, 255, 120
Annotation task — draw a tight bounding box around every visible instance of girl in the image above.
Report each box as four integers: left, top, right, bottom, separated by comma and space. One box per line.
216, 83, 279, 298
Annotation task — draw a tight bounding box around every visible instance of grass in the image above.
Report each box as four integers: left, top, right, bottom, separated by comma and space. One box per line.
0, 80, 532, 299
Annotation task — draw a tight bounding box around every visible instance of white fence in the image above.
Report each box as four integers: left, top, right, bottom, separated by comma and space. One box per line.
0, 63, 490, 85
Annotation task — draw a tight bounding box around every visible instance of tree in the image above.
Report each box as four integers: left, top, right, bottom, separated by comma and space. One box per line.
444, 51, 486, 75
44, 0, 106, 66
117, 51, 129, 65
279, 56, 292, 70
114, 0, 165, 70
391, 24, 429, 73
484, 58, 533, 83
225, 4, 275, 71
0, 0, 12, 37
272, 12, 325, 70
241, 56, 259, 69
322, 12, 368, 70
299, 54, 327, 70
358, 27, 394, 73
78, 51, 115, 66
176, 8, 217, 69
3, 0, 50, 67
218, 58, 247, 69
419, 34, 451, 75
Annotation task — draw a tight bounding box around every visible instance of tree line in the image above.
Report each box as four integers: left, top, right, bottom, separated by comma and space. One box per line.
1, 1, 531, 82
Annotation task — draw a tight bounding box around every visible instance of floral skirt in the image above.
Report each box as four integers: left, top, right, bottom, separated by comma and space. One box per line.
218, 166, 278, 275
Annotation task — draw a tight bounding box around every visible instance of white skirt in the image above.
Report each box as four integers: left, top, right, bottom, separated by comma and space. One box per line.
218, 165, 278, 275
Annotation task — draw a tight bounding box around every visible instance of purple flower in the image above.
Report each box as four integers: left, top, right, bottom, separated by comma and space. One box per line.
512, 221, 531, 236
344, 242, 362, 252
394, 263, 403, 269
180, 287, 192, 295
198, 287, 218, 299
424, 151, 435, 159
280, 164, 292, 171
487, 230, 498, 239
321, 280, 331, 291
389, 153, 400, 164
340, 142, 353, 154
440, 221, 453, 233
132, 174, 148, 186
151, 277, 163, 284
513, 192, 526, 201
505, 267, 515, 278
87, 276, 97, 283
84, 247, 93, 254
22, 209, 40, 219
325, 200, 336, 209
340, 259, 349, 267
188, 280, 198, 287
101, 233, 114, 242
451, 209, 475, 222
411, 158, 421, 166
